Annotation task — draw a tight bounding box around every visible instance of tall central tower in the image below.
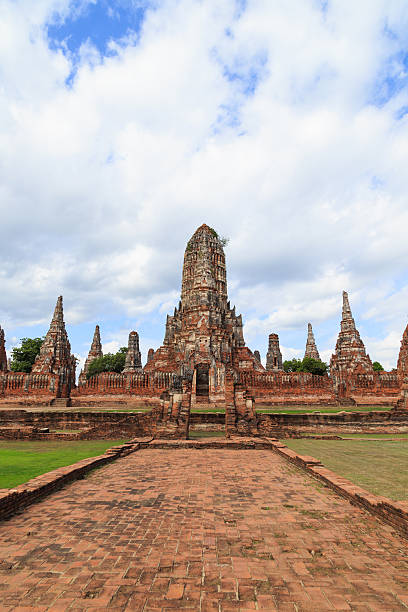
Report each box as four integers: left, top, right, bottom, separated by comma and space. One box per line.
181, 224, 227, 310
145, 224, 263, 399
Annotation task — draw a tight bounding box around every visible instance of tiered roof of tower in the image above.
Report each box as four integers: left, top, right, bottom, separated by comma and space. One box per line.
144, 223, 263, 374
32, 296, 76, 383
304, 323, 320, 361
80, 325, 103, 382
0, 325, 7, 372
330, 291, 373, 376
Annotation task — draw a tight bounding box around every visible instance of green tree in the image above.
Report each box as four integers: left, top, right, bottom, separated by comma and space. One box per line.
373, 361, 384, 371
10, 337, 44, 373
283, 357, 328, 376
87, 347, 128, 379
301, 356, 328, 376
283, 358, 303, 372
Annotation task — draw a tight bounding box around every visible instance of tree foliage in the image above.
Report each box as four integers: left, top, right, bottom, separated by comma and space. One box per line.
10, 337, 44, 373
87, 347, 128, 379
283, 357, 328, 376
372, 361, 384, 371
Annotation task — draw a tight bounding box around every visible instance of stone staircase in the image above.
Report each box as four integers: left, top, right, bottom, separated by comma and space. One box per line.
50, 398, 72, 408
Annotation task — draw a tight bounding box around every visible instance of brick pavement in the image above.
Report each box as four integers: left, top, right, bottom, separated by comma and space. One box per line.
0, 449, 407, 611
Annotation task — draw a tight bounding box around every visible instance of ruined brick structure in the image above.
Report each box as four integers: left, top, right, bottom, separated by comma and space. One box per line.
123, 331, 143, 373
266, 333, 283, 371
304, 323, 320, 360
397, 323, 408, 382
144, 224, 263, 403
330, 291, 374, 397
0, 326, 7, 372
79, 325, 103, 384
32, 296, 76, 398
0, 227, 405, 413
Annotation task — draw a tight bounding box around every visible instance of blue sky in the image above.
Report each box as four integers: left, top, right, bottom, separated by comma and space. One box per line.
2, 0, 408, 373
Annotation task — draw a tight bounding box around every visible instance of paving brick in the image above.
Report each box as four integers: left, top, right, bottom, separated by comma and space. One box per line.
0, 449, 407, 611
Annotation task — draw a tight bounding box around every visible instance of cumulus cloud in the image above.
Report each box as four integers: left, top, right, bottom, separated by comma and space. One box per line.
1, 0, 408, 371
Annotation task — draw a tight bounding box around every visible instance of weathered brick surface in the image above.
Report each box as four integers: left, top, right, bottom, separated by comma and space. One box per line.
0, 449, 407, 610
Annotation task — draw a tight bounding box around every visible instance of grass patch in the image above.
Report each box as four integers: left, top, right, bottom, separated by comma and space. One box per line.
256, 405, 391, 414
0, 439, 127, 489
340, 433, 408, 439
282, 438, 408, 501
188, 430, 225, 439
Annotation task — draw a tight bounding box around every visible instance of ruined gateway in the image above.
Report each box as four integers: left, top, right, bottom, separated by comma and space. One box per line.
1, 224, 408, 410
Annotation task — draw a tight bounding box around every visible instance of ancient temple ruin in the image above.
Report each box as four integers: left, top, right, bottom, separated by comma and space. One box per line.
397, 323, 408, 382
330, 291, 373, 379
79, 325, 103, 383
304, 323, 320, 360
265, 334, 283, 371
0, 326, 7, 372
144, 224, 263, 402
0, 226, 406, 411
123, 331, 143, 373
31, 296, 76, 397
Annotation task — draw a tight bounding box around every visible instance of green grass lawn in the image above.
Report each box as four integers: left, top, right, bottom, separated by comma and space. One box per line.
282, 438, 408, 500
192, 405, 391, 414
340, 433, 408, 439
256, 405, 392, 414
0, 439, 127, 489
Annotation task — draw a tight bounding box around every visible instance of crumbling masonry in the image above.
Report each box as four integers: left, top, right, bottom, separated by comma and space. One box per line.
0, 226, 406, 413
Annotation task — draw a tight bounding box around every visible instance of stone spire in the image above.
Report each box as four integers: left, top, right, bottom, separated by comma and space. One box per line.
330, 291, 373, 378
32, 296, 76, 391
397, 322, 408, 381
266, 333, 283, 371
123, 331, 142, 373
80, 325, 103, 382
147, 348, 155, 363
304, 323, 320, 360
144, 224, 263, 386
253, 350, 261, 363
0, 325, 7, 372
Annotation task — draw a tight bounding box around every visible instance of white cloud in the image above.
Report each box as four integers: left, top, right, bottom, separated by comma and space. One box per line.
1, 0, 408, 369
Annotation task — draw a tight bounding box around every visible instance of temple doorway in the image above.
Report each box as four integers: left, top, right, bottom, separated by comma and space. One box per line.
195, 364, 209, 397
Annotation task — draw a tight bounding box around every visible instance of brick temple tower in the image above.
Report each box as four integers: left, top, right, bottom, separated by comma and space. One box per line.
32, 296, 76, 397
330, 291, 373, 392
145, 224, 263, 401
397, 323, 408, 382
266, 333, 283, 371
0, 325, 7, 372
123, 331, 143, 373
79, 325, 103, 383
304, 323, 320, 361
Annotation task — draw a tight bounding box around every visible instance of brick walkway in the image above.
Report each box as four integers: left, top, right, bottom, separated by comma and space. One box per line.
0, 449, 407, 611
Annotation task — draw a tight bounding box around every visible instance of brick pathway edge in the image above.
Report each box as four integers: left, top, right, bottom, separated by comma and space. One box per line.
269, 439, 408, 539
1, 435, 407, 540
0, 439, 145, 521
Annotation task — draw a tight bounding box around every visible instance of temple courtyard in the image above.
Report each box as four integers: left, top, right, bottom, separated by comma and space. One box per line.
0, 447, 407, 611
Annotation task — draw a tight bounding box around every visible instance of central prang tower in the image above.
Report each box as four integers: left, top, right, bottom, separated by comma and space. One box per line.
145, 224, 263, 401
